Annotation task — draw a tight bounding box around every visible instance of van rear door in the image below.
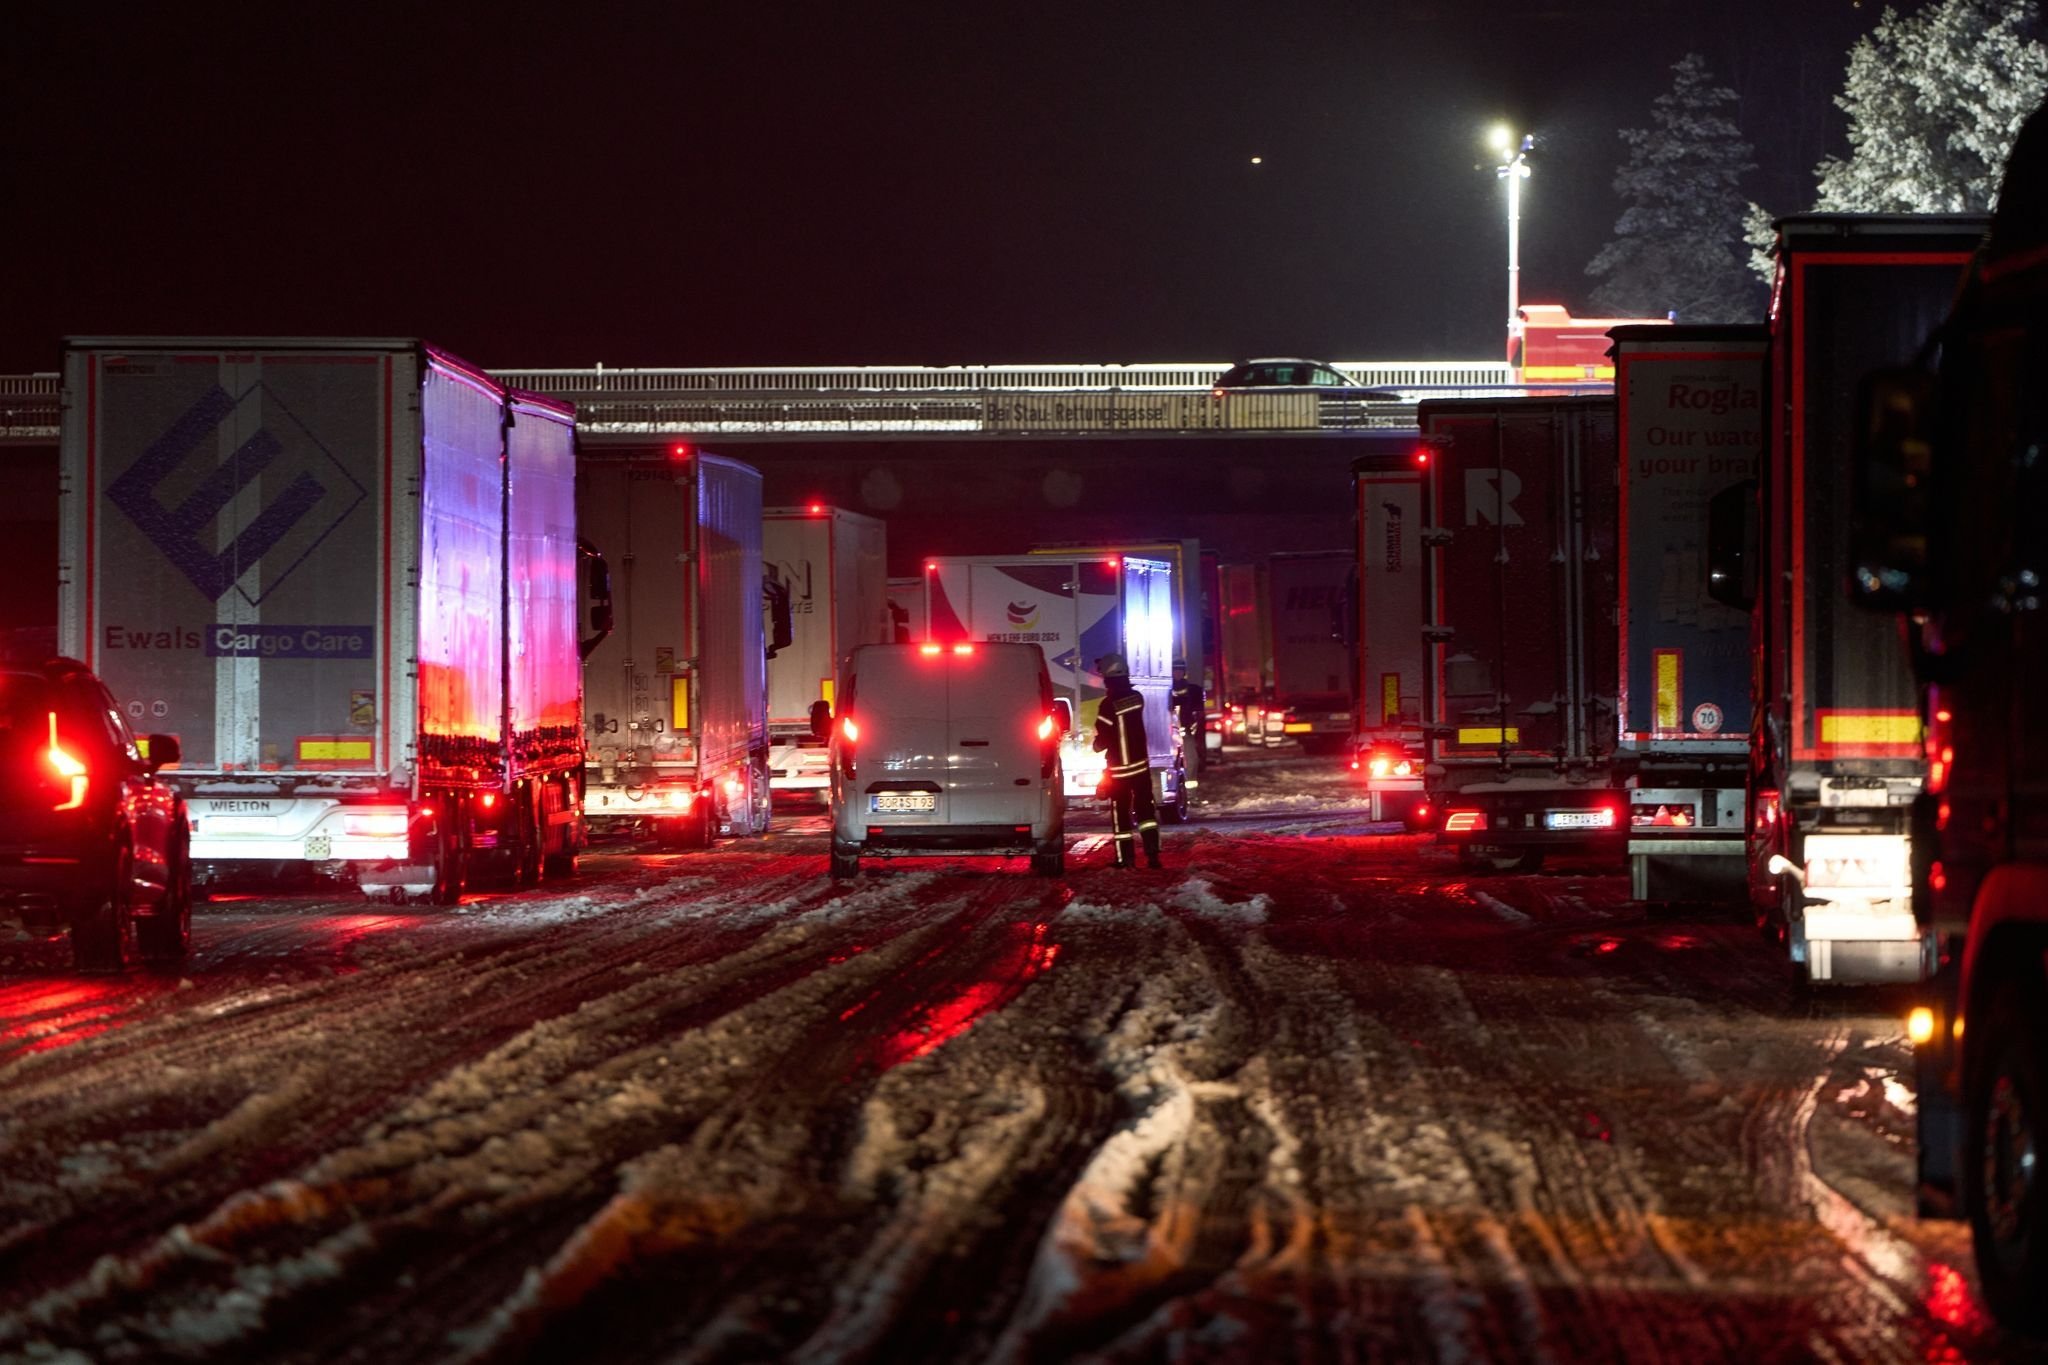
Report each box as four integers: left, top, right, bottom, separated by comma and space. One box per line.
851, 647, 950, 824
946, 644, 1042, 826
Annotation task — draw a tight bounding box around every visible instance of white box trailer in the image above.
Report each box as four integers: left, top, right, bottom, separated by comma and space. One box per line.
58, 338, 591, 901
922, 553, 1188, 820
763, 505, 890, 792
1349, 455, 1428, 822
578, 449, 776, 846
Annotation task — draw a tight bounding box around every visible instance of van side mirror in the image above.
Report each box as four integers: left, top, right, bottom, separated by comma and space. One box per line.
143, 733, 181, 770
1052, 697, 1073, 735
1850, 367, 1937, 612
808, 698, 833, 741
1705, 479, 1758, 612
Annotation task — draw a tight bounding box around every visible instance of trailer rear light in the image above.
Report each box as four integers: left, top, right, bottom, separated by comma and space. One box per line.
480, 792, 497, 810
920, 643, 943, 656
809, 502, 824, 514
1907, 1006, 1936, 1046
46, 713, 87, 811
1756, 789, 1780, 828
343, 812, 411, 837
952, 643, 975, 656
1444, 810, 1486, 832
671, 443, 693, 460
1413, 446, 1430, 467
664, 788, 697, 809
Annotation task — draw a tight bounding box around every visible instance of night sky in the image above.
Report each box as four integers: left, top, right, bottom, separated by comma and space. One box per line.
4, 1, 1892, 375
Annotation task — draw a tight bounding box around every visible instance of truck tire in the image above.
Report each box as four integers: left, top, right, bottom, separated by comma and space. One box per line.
137, 837, 192, 965
72, 840, 135, 973
1031, 847, 1065, 877
1965, 985, 2048, 1333
829, 843, 861, 879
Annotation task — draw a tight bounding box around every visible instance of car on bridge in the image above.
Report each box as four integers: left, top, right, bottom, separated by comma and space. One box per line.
1210, 358, 1397, 398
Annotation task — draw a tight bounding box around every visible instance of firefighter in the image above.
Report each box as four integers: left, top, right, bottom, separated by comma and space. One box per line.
1169, 658, 1205, 780
1093, 652, 1162, 869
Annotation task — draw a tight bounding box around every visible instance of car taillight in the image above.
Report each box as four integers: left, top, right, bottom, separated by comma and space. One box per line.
1444, 810, 1487, 833
46, 712, 87, 811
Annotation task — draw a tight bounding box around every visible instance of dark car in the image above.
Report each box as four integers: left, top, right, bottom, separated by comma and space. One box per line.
0, 656, 191, 970
1210, 358, 1391, 396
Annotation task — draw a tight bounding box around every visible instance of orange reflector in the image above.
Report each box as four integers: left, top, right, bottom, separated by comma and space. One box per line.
1908, 1007, 1936, 1046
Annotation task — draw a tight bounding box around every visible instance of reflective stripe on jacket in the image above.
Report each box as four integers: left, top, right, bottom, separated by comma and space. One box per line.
1095, 687, 1150, 779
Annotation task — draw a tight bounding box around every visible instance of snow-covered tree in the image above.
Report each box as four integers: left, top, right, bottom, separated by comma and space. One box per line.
1586, 54, 1761, 322
1814, 0, 2047, 213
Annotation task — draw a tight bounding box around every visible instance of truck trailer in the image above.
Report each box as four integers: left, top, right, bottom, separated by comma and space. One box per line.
763, 505, 889, 794
58, 338, 593, 901
923, 553, 1187, 820
1262, 549, 1354, 753
1845, 126, 2044, 1329
1712, 215, 1987, 985
1216, 560, 1269, 744
1613, 325, 1766, 904
1349, 451, 1429, 823
1421, 397, 1624, 868
578, 449, 778, 847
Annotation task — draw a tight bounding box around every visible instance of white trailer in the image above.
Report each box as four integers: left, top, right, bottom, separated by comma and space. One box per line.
58, 338, 591, 901
763, 505, 889, 793
578, 449, 777, 847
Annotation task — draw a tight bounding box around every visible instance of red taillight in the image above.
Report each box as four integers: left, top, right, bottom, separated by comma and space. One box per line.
1444, 810, 1486, 833
480, 792, 497, 810
841, 716, 860, 743
953, 642, 975, 656
920, 643, 943, 657
809, 502, 824, 514
1037, 714, 1056, 742
671, 443, 693, 460
46, 713, 87, 812
1369, 756, 1392, 778
1413, 447, 1430, 467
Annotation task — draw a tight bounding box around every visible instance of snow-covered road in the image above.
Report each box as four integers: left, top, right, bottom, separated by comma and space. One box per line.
0, 751, 2030, 1362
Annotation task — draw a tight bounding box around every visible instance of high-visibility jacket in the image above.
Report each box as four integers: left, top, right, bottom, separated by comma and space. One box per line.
1094, 683, 1150, 779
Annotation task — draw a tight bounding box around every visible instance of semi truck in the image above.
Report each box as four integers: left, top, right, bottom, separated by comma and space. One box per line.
1421, 396, 1624, 869
1612, 325, 1766, 904
1348, 451, 1429, 823
1846, 116, 2045, 1331
763, 505, 889, 794
922, 552, 1187, 820
1710, 214, 1987, 985
58, 338, 594, 902
1262, 549, 1354, 753
578, 448, 781, 847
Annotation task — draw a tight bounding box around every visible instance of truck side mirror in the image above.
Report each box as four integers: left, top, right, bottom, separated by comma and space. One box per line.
764, 571, 794, 660
1705, 479, 1758, 612
1850, 367, 1936, 612
808, 698, 833, 741
579, 538, 614, 660
1053, 697, 1073, 735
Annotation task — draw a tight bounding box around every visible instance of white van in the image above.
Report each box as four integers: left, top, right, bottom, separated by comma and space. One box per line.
824, 642, 1066, 877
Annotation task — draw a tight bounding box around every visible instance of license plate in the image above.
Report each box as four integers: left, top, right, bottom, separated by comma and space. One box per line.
870, 792, 936, 814
1545, 810, 1613, 830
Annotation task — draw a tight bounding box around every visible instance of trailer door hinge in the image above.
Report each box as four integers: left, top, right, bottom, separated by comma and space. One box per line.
1422, 625, 1454, 642
1421, 528, 1453, 547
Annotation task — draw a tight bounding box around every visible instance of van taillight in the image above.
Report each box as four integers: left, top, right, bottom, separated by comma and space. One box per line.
46, 713, 87, 811
1036, 714, 1056, 742
841, 716, 860, 743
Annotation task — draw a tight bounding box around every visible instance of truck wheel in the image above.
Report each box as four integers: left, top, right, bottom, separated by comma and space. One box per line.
1965, 985, 2048, 1333
1031, 848, 1065, 877
749, 758, 773, 835
137, 837, 193, 965
72, 840, 136, 972
829, 843, 861, 879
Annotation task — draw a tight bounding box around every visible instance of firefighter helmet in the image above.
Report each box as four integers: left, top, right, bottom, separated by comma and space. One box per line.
1098, 652, 1130, 679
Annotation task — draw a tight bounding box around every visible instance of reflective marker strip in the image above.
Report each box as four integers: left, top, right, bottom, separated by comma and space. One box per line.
1818, 712, 1920, 745
1382, 672, 1400, 724
821, 679, 835, 706
672, 675, 690, 732
1655, 649, 1681, 732
1457, 727, 1520, 745
297, 737, 372, 762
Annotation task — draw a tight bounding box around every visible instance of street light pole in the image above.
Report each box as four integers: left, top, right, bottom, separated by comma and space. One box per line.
1491, 125, 1533, 378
